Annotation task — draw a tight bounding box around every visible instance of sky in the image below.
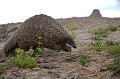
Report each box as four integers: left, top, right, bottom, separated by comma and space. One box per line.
0, 0, 120, 24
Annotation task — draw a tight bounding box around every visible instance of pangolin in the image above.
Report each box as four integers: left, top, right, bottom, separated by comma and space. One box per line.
4, 14, 76, 56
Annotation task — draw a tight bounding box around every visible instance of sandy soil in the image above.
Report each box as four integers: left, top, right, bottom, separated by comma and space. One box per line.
0, 17, 120, 79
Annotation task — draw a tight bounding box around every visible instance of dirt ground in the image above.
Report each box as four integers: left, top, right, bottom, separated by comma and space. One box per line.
0, 17, 120, 79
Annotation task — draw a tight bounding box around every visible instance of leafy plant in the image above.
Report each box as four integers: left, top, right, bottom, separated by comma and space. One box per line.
0, 64, 7, 79
6, 37, 44, 69
7, 48, 38, 69
91, 25, 119, 41
0, 75, 4, 79
105, 40, 120, 46
69, 31, 77, 38
107, 40, 120, 74
79, 49, 90, 66
0, 65, 7, 75
108, 57, 120, 73
118, 25, 120, 31
34, 37, 44, 56
107, 25, 118, 32
106, 40, 120, 56
91, 34, 102, 40
91, 27, 109, 40
92, 27, 108, 36
89, 41, 106, 52
67, 24, 78, 31
107, 45, 120, 56
0, 51, 5, 57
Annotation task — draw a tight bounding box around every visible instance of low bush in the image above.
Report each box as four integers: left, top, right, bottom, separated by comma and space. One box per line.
34, 37, 44, 56
106, 40, 120, 46
106, 40, 120, 56
107, 25, 118, 32
0, 65, 7, 75
106, 40, 120, 74
89, 41, 106, 52
91, 27, 109, 40
92, 27, 108, 36
108, 57, 120, 73
79, 49, 90, 66
67, 24, 78, 31
107, 45, 120, 56
91, 34, 102, 40
0, 75, 4, 79
7, 48, 38, 69
69, 31, 77, 38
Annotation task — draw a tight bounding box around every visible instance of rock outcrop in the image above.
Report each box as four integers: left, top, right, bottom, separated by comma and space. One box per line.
89, 9, 102, 18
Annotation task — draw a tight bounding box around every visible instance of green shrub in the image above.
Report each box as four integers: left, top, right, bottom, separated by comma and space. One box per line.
118, 25, 120, 31
79, 49, 90, 66
108, 57, 120, 73
107, 25, 118, 32
67, 24, 77, 39
0, 51, 5, 57
89, 41, 106, 52
92, 27, 108, 36
69, 31, 77, 38
106, 40, 116, 46
0, 64, 7, 79
107, 45, 120, 56
7, 48, 38, 69
6, 37, 44, 68
91, 25, 119, 41
34, 37, 44, 56
106, 40, 120, 74
91, 34, 102, 40
67, 24, 78, 31
0, 75, 4, 79
0, 65, 7, 75
106, 40, 120, 46
91, 27, 109, 40
106, 40, 120, 56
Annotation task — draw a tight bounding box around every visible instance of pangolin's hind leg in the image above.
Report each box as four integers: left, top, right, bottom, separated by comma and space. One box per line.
5, 43, 19, 56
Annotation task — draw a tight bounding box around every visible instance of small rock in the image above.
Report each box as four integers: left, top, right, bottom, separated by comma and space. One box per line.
48, 70, 60, 78
40, 62, 60, 69
100, 67, 108, 72
43, 58, 56, 63
65, 54, 79, 62
32, 68, 39, 71
16, 77, 27, 79
0, 57, 5, 62
68, 73, 84, 79
4, 73, 17, 79
60, 74, 68, 79
35, 57, 44, 63
41, 76, 52, 79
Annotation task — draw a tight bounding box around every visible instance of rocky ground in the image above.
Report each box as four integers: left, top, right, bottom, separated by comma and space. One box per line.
0, 10, 120, 79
